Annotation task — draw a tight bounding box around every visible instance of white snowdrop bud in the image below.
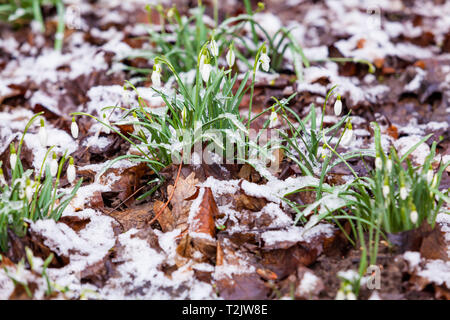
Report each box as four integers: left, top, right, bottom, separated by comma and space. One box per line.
431, 174, 438, 189
25, 180, 33, 202
199, 53, 212, 83
375, 157, 382, 170
400, 186, 408, 200
426, 169, 433, 184
182, 106, 188, 125
410, 210, 418, 224
269, 111, 279, 128
341, 128, 353, 147
67, 157, 76, 184
259, 52, 270, 72
38, 118, 48, 148
50, 153, 58, 177
386, 158, 392, 172
10, 153, 17, 171
71, 116, 79, 139
383, 184, 390, 198
102, 113, 111, 134
10, 145, 17, 170
226, 47, 235, 68
334, 98, 342, 116
151, 63, 162, 88
210, 39, 219, 57
0, 168, 6, 185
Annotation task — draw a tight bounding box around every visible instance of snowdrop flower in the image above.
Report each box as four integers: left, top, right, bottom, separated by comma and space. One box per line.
38, 118, 47, 148
269, 111, 279, 128
400, 186, 408, 200
431, 174, 438, 189
182, 106, 188, 125
383, 184, 390, 198
71, 116, 79, 139
340, 127, 353, 147
67, 157, 76, 184
386, 158, 392, 172
410, 209, 418, 224
334, 96, 342, 116
226, 45, 235, 68
375, 156, 382, 170
259, 51, 270, 72
167, 7, 175, 19
102, 113, 111, 134
10, 145, 17, 170
151, 63, 162, 88
199, 53, 212, 83
0, 168, 6, 185
426, 169, 434, 184
50, 153, 58, 177
209, 39, 219, 57
25, 179, 33, 202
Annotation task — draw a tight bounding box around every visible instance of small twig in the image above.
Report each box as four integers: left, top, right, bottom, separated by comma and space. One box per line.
148, 160, 183, 226
107, 185, 147, 215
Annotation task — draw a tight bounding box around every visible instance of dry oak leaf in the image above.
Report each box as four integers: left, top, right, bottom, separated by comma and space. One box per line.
167, 172, 199, 233
176, 187, 219, 264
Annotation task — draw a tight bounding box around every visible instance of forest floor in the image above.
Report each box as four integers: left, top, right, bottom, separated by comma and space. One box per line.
0, 0, 449, 300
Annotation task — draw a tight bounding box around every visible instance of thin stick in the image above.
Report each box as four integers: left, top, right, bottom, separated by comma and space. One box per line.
148, 160, 183, 225
107, 185, 147, 215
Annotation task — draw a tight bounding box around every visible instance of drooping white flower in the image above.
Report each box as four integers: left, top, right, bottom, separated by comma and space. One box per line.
210, 39, 219, 57
199, 53, 212, 83
340, 128, 353, 147
400, 186, 408, 200
151, 63, 162, 87
375, 157, 382, 170
269, 111, 279, 128
50, 153, 58, 177
167, 7, 175, 19
25, 180, 33, 202
182, 106, 188, 125
0, 168, 6, 185
386, 158, 393, 172
383, 184, 390, 198
38, 118, 47, 148
426, 169, 434, 184
71, 116, 79, 139
410, 210, 418, 224
334, 98, 342, 116
259, 52, 270, 72
226, 47, 235, 68
67, 157, 76, 184
10, 151, 17, 171
431, 174, 438, 189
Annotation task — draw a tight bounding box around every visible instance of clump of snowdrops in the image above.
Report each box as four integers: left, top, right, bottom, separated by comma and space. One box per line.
0, 112, 82, 252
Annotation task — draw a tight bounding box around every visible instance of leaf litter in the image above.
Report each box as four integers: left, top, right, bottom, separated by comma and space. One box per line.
0, 0, 449, 300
